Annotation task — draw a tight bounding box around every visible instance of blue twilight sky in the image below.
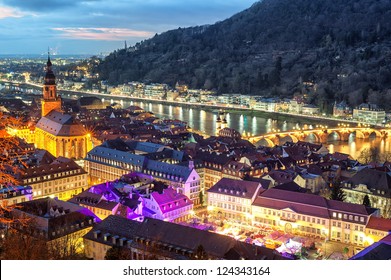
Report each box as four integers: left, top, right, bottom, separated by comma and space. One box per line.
0, 0, 257, 55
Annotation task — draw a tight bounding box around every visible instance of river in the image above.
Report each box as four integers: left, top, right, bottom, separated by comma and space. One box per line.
70, 94, 388, 160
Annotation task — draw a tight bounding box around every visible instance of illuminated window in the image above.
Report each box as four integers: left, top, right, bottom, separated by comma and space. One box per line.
332, 212, 337, 218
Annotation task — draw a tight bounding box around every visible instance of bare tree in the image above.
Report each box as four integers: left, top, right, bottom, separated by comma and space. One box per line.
383, 199, 391, 219
47, 230, 88, 259
105, 247, 133, 260
0, 225, 48, 260
0, 112, 31, 226
358, 147, 381, 164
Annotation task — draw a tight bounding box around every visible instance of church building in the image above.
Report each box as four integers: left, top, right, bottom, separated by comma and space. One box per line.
34, 55, 92, 159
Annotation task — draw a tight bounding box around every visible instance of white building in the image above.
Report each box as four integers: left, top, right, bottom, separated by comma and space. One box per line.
143, 187, 193, 222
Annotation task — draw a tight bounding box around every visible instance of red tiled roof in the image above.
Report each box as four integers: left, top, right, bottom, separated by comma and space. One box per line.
366, 216, 391, 232
326, 199, 371, 216
207, 178, 262, 200
254, 188, 330, 218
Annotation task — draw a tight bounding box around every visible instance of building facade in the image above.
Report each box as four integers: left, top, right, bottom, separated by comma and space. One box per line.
0, 185, 33, 207
34, 56, 93, 159
143, 187, 193, 222
342, 167, 391, 218
251, 188, 385, 251
18, 158, 88, 200
207, 178, 263, 223
83, 215, 285, 260
352, 103, 385, 124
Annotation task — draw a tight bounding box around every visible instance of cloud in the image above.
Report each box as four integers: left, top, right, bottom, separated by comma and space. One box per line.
52, 27, 153, 41
0, 6, 27, 19
2, 0, 99, 12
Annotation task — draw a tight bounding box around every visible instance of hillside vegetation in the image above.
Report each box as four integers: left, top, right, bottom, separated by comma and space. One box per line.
97, 0, 391, 111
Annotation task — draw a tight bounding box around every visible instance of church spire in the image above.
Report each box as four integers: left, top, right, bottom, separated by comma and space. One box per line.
42, 47, 61, 116
47, 47, 52, 68
44, 48, 55, 85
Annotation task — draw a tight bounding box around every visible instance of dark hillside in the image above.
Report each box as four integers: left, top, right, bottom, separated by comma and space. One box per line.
97, 0, 391, 111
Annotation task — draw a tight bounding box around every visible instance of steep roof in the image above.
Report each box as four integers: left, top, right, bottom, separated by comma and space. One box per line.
151, 187, 193, 214
253, 188, 330, 218
350, 235, 391, 260
36, 110, 86, 136
345, 167, 391, 196
366, 216, 391, 232
86, 146, 146, 167
84, 215, 286, 260
145, 160, 193, 181
20, 158, 86, 180
326, 199, 373, 217
207, 178, 262, 200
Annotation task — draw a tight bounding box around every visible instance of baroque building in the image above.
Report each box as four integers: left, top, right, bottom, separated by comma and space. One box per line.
34, 55, 92, 159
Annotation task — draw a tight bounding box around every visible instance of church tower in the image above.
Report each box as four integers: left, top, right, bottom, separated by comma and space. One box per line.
41, 53, 62, 117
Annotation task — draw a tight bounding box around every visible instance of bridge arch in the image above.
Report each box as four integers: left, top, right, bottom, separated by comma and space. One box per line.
279, 135, 298, 145
354, 130, 365, 139
327, 131, 341, 141
368, 130, 382, 138
304, 132, 320, 143
255, 137, 275, 148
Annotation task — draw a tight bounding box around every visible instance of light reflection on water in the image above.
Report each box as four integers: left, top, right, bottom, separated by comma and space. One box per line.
75, 95, 391, 160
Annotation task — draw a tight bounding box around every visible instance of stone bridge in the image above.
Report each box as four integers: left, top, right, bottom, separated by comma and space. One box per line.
248, 126, 389, 147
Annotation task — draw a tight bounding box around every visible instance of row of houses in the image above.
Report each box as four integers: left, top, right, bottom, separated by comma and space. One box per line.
207, 178, 391, 250
5, 197, 286, 260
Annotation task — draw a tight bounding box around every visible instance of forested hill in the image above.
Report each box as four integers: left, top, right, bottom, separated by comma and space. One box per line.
97, 0, 391, 111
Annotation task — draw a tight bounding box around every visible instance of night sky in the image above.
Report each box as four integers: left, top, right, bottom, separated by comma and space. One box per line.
0, 0, 256, 55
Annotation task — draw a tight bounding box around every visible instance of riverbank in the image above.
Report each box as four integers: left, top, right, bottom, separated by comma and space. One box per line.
58, 89, 350, 127
1, 80, 360, 128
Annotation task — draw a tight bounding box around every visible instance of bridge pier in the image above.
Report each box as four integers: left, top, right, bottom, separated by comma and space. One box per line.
340, 132, 350, 141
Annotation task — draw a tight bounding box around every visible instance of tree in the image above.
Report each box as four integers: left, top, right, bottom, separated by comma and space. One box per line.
382, 199, 391, 219
47, 231, 88, 260
194, 244, 208, 260
199, 191, 204, 206
329, 179, 346, 201
358, 147, 380, 164
105, 247, 132, 260
0, 113, 30, 226
362, 194, 371, 208
0, 229, 48, 260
